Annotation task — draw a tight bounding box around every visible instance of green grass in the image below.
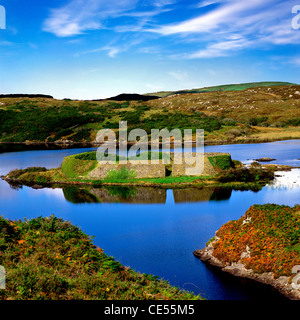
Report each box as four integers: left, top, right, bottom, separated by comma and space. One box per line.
0, 215, 200, 300
7, 167, 47, 179
61, 155, 97, 178
208, 154, 233, 171
105, 167, 137, 180
146, 82, 295, 97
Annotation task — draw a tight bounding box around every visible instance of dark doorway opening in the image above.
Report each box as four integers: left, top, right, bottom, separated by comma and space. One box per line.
165, 166, 172, 177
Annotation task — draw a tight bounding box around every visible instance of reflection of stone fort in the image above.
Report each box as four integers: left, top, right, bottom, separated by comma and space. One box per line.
63, 186, 232, 204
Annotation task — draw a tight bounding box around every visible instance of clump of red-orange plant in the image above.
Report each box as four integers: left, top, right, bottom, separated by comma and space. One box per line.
213, 204, 300, 278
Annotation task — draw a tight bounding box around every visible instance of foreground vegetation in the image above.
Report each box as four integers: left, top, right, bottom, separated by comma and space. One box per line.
0, 215, 199, 300
212, 204, 300, 278
0, 82, 300, 145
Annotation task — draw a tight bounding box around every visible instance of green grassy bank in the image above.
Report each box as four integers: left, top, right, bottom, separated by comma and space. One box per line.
0, 215, 200, 300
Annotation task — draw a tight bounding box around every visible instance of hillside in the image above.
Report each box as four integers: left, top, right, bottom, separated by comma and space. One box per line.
0, 215, 199, 300
94, 93, 160, 102
145, 81, 295, 98
0, 83, 300, 145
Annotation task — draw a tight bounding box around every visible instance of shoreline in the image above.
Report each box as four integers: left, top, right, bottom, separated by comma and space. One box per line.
193, 240, 300, 300
0, 215, 200, 300
0, 136, 299, 150
0, 175, 272, 191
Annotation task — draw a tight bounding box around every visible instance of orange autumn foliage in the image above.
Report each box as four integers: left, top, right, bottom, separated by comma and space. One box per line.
213, 204, 300, 278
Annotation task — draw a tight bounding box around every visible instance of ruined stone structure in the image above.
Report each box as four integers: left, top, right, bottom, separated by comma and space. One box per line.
87, 152, 232, 179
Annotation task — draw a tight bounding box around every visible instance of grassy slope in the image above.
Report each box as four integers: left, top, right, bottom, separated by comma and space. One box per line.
0, 215, 200, 300
145, 81, 295, 97
0, 83, 300, 145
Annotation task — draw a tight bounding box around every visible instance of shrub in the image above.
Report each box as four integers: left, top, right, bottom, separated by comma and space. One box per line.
8, 167, 47, 179
247, 117, 268, 126
217, 167, 274, 183
208, 155, 233, 171
284, 118, 300, 127
221, 118, 237, 126
225, 128, 245, 138
74, 152, 97, 161
213, 204, 300, 277
250, 161, 262, 168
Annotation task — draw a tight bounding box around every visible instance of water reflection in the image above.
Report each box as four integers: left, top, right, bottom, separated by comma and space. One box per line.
1, 141, 299, 300
62, 186, 232, 204
267, 169, 300, 189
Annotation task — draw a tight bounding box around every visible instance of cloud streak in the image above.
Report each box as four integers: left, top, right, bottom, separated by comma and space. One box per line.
43, 0, 173, 37
43, 0, 300, 60
43, 0, 141, 37
146, 0, 300, 58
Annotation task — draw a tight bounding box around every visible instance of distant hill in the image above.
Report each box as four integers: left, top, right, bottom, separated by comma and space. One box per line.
145, 81, 296, 98
1, 82, 300, 146
95, 93, 160, 102
0, 94, 53, 99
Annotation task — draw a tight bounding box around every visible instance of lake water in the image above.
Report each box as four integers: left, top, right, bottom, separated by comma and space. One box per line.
0, 140, 299, 300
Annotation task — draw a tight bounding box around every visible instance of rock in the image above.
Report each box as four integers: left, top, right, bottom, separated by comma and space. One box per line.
194, 240, 300, 300
240, 245, 251, 259
31, 185, 44, 189
254, 157, 276, 162
193, 249, 211, 261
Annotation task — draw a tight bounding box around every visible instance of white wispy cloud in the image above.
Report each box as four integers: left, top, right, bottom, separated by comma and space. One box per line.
43, 0, 139, 37
168, 71, 188, 81
146, 0, 300, 58
195, 0, 220, 9
149, 0, 270, 35
74, 45, 121, 58
43, 0, 174, 37
187, 38, 251, 59
43, 0, 300, 60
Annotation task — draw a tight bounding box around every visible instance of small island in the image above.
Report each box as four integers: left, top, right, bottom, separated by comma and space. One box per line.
194, 204, 300, 300
1, 151, 279, 190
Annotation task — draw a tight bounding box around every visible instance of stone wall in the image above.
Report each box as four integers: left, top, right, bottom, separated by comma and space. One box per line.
67, 152, 232, 180
89, 161, 166, 179
172, 156, 217, 177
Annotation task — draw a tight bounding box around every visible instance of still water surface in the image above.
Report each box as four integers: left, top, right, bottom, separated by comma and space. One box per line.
0, 140, 299, 300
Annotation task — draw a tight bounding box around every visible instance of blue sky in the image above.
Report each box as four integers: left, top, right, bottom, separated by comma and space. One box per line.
0, 0, 300, 99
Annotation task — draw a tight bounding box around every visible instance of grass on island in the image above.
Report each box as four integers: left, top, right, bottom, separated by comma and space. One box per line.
4, 160, 276, 192
211, 204, 300, 278
0, 215, 200, 300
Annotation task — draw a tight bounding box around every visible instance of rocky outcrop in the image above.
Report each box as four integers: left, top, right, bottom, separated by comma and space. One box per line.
194, 238, 300, 300
254, 157, 276, 162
